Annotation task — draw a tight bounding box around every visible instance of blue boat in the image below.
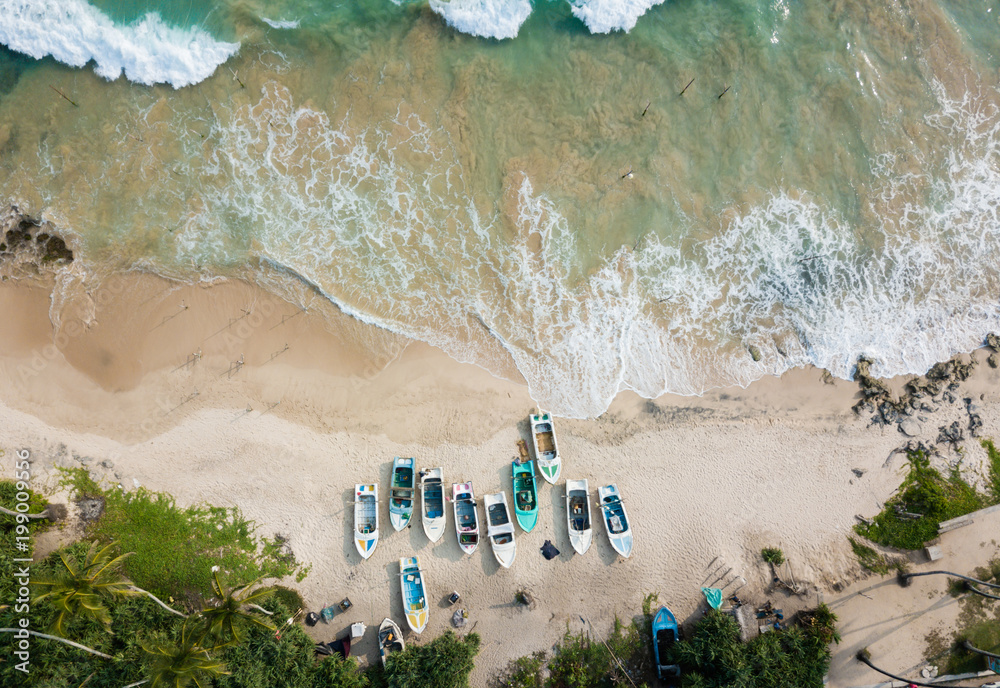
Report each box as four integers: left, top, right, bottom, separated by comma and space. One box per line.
652, 606, 681, 682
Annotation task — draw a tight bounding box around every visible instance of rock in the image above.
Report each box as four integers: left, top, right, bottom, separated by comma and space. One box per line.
900, 420, 921, 437
748, 345, 762, 362
852, 468, 866, 478
101, 459, 114, 469
989, 353, 999, 369
918, 416, 928, 422
937, 421, 964, 445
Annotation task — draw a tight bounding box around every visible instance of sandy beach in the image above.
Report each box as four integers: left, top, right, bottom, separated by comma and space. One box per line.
3, 272, 1000, 686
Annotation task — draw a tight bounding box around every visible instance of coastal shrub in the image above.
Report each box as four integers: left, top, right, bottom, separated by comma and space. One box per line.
0, 478, 50, 603
216, 597, 368, 688
982, 439, 1000, 501
546, 616, 649, 688
494, 651, 546, 688
383, 631, 480, 688
663, 608, 837, 688
59, 468, 306, 604
761, 548, 785, 566
854, 451, 992, 550
847, 536, 908, 575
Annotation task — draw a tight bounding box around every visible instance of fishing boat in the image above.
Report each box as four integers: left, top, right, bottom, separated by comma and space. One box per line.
389, 457, 415, 531
652, 606, 681, 681
597, 483, 633, 558
452, 482, 479, 555
565, 479, 592, 555
353, 483, 379, 560
484, 492, 516, 568
378, 617, 405, 667
399, 556, 428, 633
511, 460, 539, 532
421, 467, 446, 542
530, 411, 562, 484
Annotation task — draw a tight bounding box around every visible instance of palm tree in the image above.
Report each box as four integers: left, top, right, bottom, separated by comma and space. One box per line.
32, 541, 186, 638
32, 541, 141, 635
198, 572, 275, 648
144, 622, 228, 688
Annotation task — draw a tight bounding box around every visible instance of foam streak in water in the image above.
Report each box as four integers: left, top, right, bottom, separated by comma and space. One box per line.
0, 0, 239, 88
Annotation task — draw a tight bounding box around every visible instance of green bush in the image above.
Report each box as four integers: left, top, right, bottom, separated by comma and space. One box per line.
855, 452, 993, 550
982, 439, 1000, 501
761, 548, 785, 566
58, 468, 306, 604
494, 651, 546, 688
664, 608, 836, 688
384, 632, 480, 688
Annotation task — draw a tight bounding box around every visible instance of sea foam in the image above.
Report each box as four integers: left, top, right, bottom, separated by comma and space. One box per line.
568, 0, 666, 34
262, 18, 300, 30
428, 0, 532, 40
0, 0, 239, 88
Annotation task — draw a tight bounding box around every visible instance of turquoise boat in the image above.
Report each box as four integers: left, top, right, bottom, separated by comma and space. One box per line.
511, 460, 538, 533
652, 606, 681, 681
389, 457, 415, 531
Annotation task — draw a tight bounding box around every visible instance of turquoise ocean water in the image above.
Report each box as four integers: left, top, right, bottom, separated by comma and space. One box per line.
1, 0, 999, 417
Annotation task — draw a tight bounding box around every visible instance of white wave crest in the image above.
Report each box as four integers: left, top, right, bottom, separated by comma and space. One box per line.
429, 0, 532, 40
568, 0, 665, 34
0, 0, 239, 88
262, 18, 300, 30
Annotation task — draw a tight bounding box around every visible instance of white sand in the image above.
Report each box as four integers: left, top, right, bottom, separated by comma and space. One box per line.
2, 274, 1000, 684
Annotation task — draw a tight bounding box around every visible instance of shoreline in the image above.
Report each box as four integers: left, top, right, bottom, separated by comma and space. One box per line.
3, 272, 1000, 685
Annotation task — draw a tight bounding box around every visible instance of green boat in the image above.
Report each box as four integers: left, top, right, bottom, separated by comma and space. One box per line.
512, 460, 539, 533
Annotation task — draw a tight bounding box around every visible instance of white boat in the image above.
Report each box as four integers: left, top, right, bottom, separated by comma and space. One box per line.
378, 617, 405, 667
530, 411, 562, 484
597, 483, 633, 558
354, 483, 379, 560
389, 457, 415, 532
399, 556, 428, 633
565, 479, 592, 555
484, 492, 516, 568
421, 467, 446, 543
452, 482, 480, 555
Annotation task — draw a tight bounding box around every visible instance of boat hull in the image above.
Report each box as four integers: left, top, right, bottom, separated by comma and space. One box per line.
512, 461, 539, 533
485, 492, 517, 568
389, 457, 415, 532
421, 467, 446, 543
452, 482, 480, 555
598, 483, 633, 558
378, 617, 405, 668
530, 411, 561, 485
565, 479, 592, 556
354, 484, 379, 560
653, 606, 680, 680
400, 556, 428, 634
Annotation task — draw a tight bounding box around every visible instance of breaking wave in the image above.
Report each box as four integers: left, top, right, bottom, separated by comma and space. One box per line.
0, 0, 239, 88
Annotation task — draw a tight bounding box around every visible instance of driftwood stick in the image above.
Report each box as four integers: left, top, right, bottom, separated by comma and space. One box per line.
49, 85, 79, 107
679, 78, 695, 96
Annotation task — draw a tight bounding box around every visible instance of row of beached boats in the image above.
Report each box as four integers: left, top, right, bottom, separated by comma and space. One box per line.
353, 412, 634, 568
